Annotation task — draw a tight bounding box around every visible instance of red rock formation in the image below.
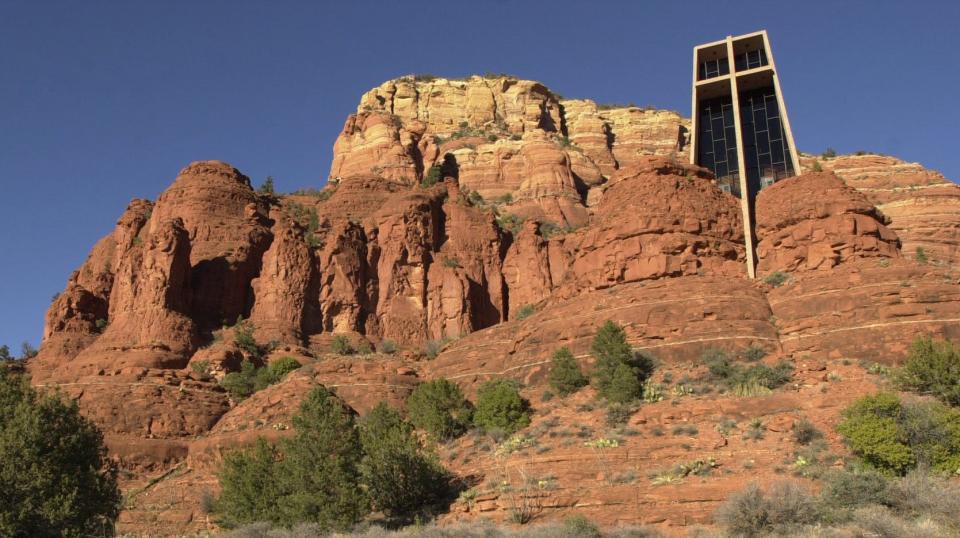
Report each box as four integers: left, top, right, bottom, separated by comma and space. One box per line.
426, 275, 777, 391
769, 259, 960, 363
755, 171, 900, 274
557, 159, 745, 296
151, 161, 272, 331
248, 209, 316, 344
25, 75, 960, 537
805, 154, 960, 266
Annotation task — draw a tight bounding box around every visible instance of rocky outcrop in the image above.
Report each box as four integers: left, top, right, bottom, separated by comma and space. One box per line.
330, 77, 691, 229
151, 161, 273, 331
755, 171, 900, 274
248, 210, 316, 344
426, 275, 778, 391
26, 74, 960, 537
769, 259, 960, 363
556, 159, 745, 296
805, 154, 960, 266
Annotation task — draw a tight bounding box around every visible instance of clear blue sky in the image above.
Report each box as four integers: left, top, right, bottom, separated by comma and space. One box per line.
1, 0, 957, 352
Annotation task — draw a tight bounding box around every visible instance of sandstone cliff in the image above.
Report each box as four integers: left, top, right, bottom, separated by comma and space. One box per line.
26, 75, 960, 536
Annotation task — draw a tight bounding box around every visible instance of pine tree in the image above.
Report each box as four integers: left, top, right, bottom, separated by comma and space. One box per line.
473, 379, 530, 433
359, 402, 447, 517
590, 321, 654, 403
215, 386, 368, 531
0, 368, 121, 537
548, 347, 588, 396
275, 386, 368, 530
406, 378, 473, 440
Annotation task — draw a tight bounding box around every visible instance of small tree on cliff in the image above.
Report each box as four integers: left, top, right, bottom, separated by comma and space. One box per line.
216, 386, 368, 531
549, 346, 588, 396
359, 402, 448, 518
590, 321, 655, 403
0, 368, 121, 537
406, 378, 473, 440
472, 379, 530, 434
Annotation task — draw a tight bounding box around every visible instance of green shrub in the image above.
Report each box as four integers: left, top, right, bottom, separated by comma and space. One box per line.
465, 190, 484, 206
220, 360, 259, 399
231, 318, 272, 359
284, 201, 322, 247
441, 257, 461, 268
0, 345, 10, 361
331, 335, 355, 355
742, 345, 767, 362
378, 339, 399, 354
537, 221, 565, 239
563, 514, 601, 538
837, 392, 960, 475
268, 356, 302, 379
495, 213, 526, 234
406, 379, 473, 440
819, 468, 891, 514
702, 349, 793, 394
359, 402, 448, 517
18, 342, 37, 360
895, 337, 960, 406
590, 321, 654, 403
258, 176, 275, 195
473, 379, 530, 434
191, 360, 212, 376
356, 341, 373, 355
605, 402, 638, 426
95, 318, 108, 333
215, 438, 283, 527
811, 161, 823, 172
821, 148, 838, 159
216, 386, 368, 530
423, 337, 452, 359
764, 271, 789, 287
0, 368, 121, 536
220, 358, 300, 401
513, 304, 536, 321
421, 165, 442, 188
915, 246, 928, 264
837, 393, 915, 475
548, 347, 588, 396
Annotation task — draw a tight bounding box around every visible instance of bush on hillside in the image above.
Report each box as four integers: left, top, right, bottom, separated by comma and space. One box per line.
359, 402, 448, 517
513, 304, 536, 321
0, 368, 121, 536
421, 165, 442, 188
548, 347, 588, 396
715, 481, 819, 536
819, 468, 891, 515
590, 321, 655, 403
331, 335, 355, 355
406, 378, 473, 440
895, 336, 960, 406
837, 392, 960, 475
764, 271, 789, 287
836, 393, 915, 475
702, 349, 793, 393
216, 386, 368, 530
472, 379, 530, 434
220, 357, 301, 400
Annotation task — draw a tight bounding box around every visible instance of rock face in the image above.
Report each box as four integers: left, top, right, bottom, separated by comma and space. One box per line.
26, 75, 960, 536
329, 76, 691, 228
755, 171, 900, 274
803, 154, 960, 267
